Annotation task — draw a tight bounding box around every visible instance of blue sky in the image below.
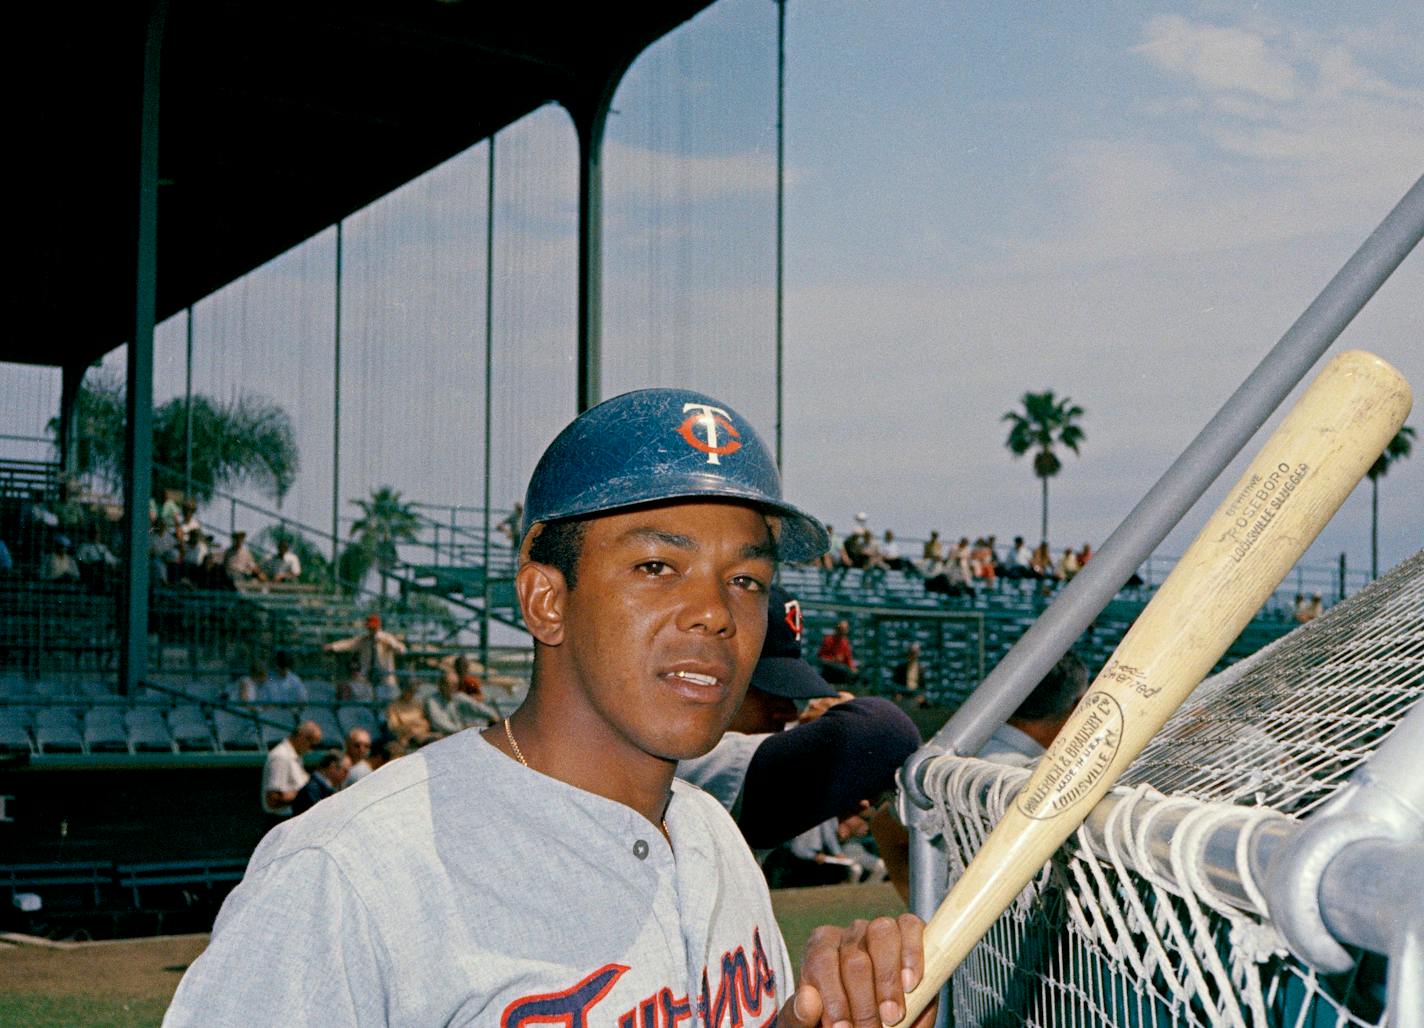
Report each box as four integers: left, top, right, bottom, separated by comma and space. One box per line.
3, 0, 1420, 581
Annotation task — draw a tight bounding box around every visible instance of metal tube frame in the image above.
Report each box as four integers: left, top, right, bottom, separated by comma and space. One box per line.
903, 171, 1424, 1015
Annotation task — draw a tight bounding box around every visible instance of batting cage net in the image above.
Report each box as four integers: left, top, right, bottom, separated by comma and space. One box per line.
921, 547, 1423, 1027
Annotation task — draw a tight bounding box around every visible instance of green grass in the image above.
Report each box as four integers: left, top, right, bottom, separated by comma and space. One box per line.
0, 994, 169, 1028
771, 881, 907, 959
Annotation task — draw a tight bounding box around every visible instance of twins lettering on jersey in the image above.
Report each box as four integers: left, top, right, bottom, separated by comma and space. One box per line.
501, 928, 779, 1028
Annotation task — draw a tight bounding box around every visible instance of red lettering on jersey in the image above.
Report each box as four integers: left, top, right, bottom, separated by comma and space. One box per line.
502, 964, 627, 1027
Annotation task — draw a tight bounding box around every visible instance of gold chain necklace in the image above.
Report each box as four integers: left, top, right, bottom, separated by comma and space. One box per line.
502, 717, 669, 839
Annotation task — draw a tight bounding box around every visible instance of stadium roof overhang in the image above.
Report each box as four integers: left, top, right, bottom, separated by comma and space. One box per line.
6, 1, 715, 372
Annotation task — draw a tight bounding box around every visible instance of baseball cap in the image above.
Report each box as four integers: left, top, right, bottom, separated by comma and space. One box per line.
365, 614, 382, 630
749, 585, 839, 700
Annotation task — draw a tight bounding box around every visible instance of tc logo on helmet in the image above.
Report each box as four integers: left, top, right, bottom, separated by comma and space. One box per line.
677, 403, 742, 465
783, 598, 802, 641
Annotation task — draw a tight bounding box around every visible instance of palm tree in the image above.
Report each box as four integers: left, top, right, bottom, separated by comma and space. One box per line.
1366, 425, 1414, 579
1003, 390, 1086, 548
54, 370, 299, 505
348, 486, 422, 597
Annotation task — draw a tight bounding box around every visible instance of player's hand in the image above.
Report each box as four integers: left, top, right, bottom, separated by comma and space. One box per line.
777, 914, 937, 1028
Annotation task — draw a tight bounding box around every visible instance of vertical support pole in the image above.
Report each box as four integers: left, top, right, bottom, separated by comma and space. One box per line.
119, 0, 167, 697
481, 134, 496, 670
1339, 552, 1347, 603
774, 0, 786, 470
1371, 482, 1379, 580
184, 305, 194, 497
907, 822, 951, 1028
331, 220, 343, 570
575, 110, 606, 414
58, 362, 85, 480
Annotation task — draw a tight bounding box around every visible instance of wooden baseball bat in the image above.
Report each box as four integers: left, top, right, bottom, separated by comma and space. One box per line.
895, 349, 1411, 1025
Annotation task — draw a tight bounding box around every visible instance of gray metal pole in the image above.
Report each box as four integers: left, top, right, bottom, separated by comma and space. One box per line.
774, 0, 786, 471
184, 304, 193, 497
575, 111, 607, 414
332, 220, 343, 570
119, 0, 167, 698
482, 135, 495, 671
908, 173, 1424, 798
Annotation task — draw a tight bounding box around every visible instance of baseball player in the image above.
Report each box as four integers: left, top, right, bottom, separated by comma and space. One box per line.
165, 388, 934, 1027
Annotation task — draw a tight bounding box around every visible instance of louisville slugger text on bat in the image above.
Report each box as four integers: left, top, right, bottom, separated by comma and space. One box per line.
894, 349, 1412, 1025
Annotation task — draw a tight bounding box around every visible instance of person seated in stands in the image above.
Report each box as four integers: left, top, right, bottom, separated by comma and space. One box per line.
678, 586, 921, 900
177, 499, 201, 544
841, 524, 869, 570
1054, 546, 1081, 583
1003, 535, 1035, 580
926, 537, 975, 598
1295, 592, 1323, 623
447, 654, 489, 701
497, 501, 523, 546
151, 518, 181, 585
970, 537, 997, 586
223, 531, 265, 585
339, 728, 371, 787
323, 614, 407, 693
1078, 542, 1093, 567
292, 750, 350, 815
881, 529, 916, 575
817, 618, 858, 685
977, 651, 1089, 767
892, 641, 927, 707
39, 536, 81, 582
384, 677, 436, 749
231, 658, 268, 703
262, 539, 302, 582
150, 486, 182, 533
258, 651, 307, 705
335, 655, 373, 702
1030, 541, 1053, 580
425, 668, 497, 739
75, 523, 121, 588
347, 734, 404, 789
262, 720, 322, 832
920, 530, 947, 576
178, 527, 208, 584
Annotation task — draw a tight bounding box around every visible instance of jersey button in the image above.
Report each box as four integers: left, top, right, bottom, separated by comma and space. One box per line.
633, 839, 649, 860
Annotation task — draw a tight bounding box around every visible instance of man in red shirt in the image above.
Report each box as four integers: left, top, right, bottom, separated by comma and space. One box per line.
818, 618, 858, 685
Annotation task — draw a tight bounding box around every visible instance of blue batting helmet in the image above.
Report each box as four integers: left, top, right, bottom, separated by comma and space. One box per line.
522, 388, 828, 563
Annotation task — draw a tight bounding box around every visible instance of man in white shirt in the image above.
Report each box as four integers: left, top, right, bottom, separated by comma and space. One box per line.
261, 720, 321, 829
263, 540, 302, 582
257, 651, 307, 705
977, 651, 1089, 767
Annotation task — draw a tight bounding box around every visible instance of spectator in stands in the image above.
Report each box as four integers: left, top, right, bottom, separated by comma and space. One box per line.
340, 728, 372, 788
292, 750, 350, 815
75, 522, 120, 579
677, 586, 922, 899
970, 537, 997, 586
449, 653, 487, 700
497, 502, 524, 546
1296, 592, 1323, 623
39, 537, 80, 582
921, 530, 947, 575
151, 519, 180, 584
1030, 541, 1053, 579
817, 618, 858, 685
817, 524, 845, 584
231, 659, 268, 703
323, 614, 407, 691
1078, 542, 1093, 567
263, 539, 302, 583
347, 734, 404, 788
859, 531, 889, 589
177, 499, 201, 545
881, 530, 915, 575
335, 656, 374, 702
258, 651, 307, 705
385, 678, 435, 748
150, 486, 181, 532
1055, 546, 1081, 583
926, 537, 974, 598
261, 720, 322, 830
222, 531, 264, 585
425, 668, 497, 739
977, 651, 1089, 767
179, 527, 208, 584
1004, 535, 1035, 581
892, 641, 927, 707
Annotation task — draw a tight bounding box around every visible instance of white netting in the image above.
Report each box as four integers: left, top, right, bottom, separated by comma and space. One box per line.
924, 548, 1423, 1027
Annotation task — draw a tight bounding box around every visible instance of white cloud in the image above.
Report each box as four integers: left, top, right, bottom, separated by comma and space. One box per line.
1136, 15, 1298, 100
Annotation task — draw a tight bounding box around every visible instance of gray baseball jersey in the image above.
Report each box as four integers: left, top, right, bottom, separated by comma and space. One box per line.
166, 728, 793, 1026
